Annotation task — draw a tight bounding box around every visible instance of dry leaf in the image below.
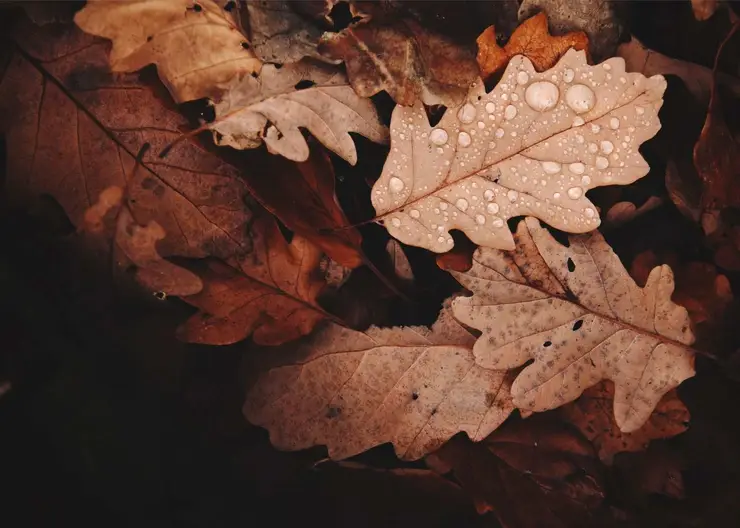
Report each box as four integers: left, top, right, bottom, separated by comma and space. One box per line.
692, 0, 721, 21
560, 381, 690, 464
617, 36, 740, 107
0, 21, 253, 262
477, 12, 589, 81
75, 0, 261, 102
430, 416, 604, 527
211, 60, 388, 164
451, 218, 696, 433
436, 233, 477, 273
372, 49, 666, 253
178, 215, 328, 346
386, 240, 414, 281
694, 24, 740, 210
665, 159, 702, 222
603, 197, 663, 228
244, 302, 514, 460
318, 18, 479, 107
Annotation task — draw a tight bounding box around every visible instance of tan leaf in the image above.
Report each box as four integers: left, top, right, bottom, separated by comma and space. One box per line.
451, 218, 696, 433
178, 215, 329, 346
318, 18, 479, 107
372, 49, 666, 253
477, 12, 589, 81
74, 0, 261, 102
244, 302, 514, 460
386, 239, 414, 282
560, 381, 689, 463
211, 60, 388, 164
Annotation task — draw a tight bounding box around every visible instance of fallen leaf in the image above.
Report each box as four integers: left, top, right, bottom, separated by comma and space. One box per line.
451, 218, 696, 433
386, 240, 414, 282
318, 18, 479, 106
665, 159, 702, 222
617, 36, 740, 107
244, 302, 514, 460
373, 49, 667, 253
436, 233, 478, 273
614, 445, 686, 501
692, 0, 721, 21
477, 12, 589, 81
75, 0, 261, 102
244, 0, 333, 64
603, 197, 663, 228
237, 144, 364, 268
560, 381, 690, 464
211, 59, 388, 164
429, 415, 605, 527
694, 23, 740, 210
0, 21, 253, 263
178, 214, 329, 346
519, 0, 620, 62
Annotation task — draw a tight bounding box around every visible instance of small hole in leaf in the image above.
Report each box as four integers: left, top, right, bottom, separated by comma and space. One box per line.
412, 392, 419, 400
224, 0, 236, 11
543, 341, 552, 347
153, 291, 167, 301
241, 42, 250, 50
250, 71, 259, 78
567, 258, 576, 272
294, 80, 316, 91
572, 320, 583, 331
191, 2, 203, 12
274, 63, 283, 70
146, 35, 153, 42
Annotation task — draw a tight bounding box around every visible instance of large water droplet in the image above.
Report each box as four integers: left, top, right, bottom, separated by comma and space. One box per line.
563, 68, 575, 83
487, 202, 499, 214
475, 214, 486, 225
565, 84, 596, 114
635, 106, 645, 115
409, 209, 420, 219
600, 140, 614, 154
391, 217, 402, 227
569, 162, 585, 175
609, 117, 620, 129
595, 156, 609, 169
492, 218, 504, 228
456, 198, 469, 211
458, 131, 472, 147
541, 161, 561, 174
389, 176, 404, 193
484, 189, 495, 201
517, 71, 529, 85
585, 207, 595, 218
567, 187, 583, 199
573, 116, 585, 127
485, 102, 496, 114
457, 103, 476, 124
507, 190, 519, 202
430, 128, 448, 145
524, 81, 560, 112
504, 105, 518, 120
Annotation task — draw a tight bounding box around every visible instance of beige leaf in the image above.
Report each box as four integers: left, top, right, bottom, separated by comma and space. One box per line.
74, 0, 261, 102
244, 302, 514, 460
372, 49, 666, 253
211, 60, 388, 164
451, 218, 695, 433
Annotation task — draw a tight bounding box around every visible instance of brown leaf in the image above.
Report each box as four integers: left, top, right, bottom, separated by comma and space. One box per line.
692, 0, 721, 21
430, 415, 605, 528
560, 381, 689, 464
665, 158, 702, 222
318, 18, 479, 106
238, 145, 364, 268
436, 232, 477, 272
178, 214, 329, 346
75, 0, 261, 102
603, 197, 663, 228
385, 239, 414, 282
694, 23, 740, 210
244, 301, 514, 460
374, 49, 666, 253
452, 218, 696, 433
477, 13, 589, 81
0, 22, 254, 277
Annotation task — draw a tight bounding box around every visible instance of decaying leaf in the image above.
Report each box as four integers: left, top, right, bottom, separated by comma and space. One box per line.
451, 218, 696, 433
373, 49, 667, 253
211, 59, 388, 164
0, 21, 253, 262
665, 159, 703, 222
604, 197, 663, 228
694, 23, 740, 210
244, 303, 514, 460
178, 215, 329, 346
477, 12, 589, 81
386, 240, 414, 282
429, 416, 605, 527
318, 18, 479, 107
75, 0, 261, 102
560, 381, 690, 463
436, 233, 478, 273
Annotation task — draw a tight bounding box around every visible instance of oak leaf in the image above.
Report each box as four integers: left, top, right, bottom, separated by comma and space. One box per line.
372, 49, 667, 253
477, 13, 589, 81
318, 18, 479, 106
560, 381, 690, 464
74, 0, 261, 103
429, 416, 604, 527
451, 218, 696, 433
211, 60, 388, 164
178, 214, 329, 346
243, 302, 514, 460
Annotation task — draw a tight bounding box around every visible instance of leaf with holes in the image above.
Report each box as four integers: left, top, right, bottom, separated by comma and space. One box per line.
74, 0, 261, 103
451, 218, 696, 433
211, 59, 388, 164
244, 302, 515, 460
371, 49, 666, 253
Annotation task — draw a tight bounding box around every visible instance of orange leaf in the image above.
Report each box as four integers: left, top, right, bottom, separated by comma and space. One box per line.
477, 12, 589, 81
